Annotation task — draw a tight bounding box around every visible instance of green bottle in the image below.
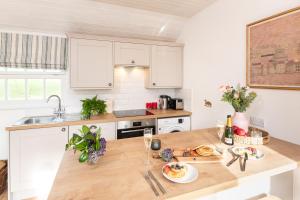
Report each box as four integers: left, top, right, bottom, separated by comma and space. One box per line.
224, 115, 234, 145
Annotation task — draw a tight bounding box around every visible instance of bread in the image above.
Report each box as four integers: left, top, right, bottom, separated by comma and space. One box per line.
194, 145, 214, 157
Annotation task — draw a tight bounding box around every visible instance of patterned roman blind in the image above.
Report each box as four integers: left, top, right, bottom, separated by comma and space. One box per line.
0, 32, 68, 70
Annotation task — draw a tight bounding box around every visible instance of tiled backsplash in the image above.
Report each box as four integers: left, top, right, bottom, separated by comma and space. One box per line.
63, 67, 175, 112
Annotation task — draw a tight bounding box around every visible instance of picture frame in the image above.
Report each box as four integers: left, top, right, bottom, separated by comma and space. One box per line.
246, 6, 300, 90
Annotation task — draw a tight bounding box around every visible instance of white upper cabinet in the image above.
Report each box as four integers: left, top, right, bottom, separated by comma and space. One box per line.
147, 45, 183, 88
114, 42, 150, 66
70, 38, 114, 89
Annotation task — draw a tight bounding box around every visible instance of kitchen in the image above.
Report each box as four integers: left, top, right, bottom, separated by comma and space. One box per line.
1, 0, 300, 200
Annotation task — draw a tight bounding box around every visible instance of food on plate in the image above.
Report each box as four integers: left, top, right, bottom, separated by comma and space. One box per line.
194, 145, 214, 157
232, 147, 262, 159
163, 163, 187, 178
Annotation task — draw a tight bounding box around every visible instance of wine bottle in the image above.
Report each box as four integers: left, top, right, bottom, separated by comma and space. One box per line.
224, 115, 234, 145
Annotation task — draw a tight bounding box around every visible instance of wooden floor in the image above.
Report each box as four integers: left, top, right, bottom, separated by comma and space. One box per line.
0, 160, 7, 200
0, 189, 7, 200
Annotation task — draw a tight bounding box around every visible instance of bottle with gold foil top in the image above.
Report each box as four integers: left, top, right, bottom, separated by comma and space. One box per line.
224, 115, 234, 145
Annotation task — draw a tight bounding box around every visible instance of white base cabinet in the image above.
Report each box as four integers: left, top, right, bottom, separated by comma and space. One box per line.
68, 122, 116, 141
9, 126, 68, 200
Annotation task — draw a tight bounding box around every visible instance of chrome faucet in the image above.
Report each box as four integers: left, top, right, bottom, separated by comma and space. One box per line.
47, 95, 65, 119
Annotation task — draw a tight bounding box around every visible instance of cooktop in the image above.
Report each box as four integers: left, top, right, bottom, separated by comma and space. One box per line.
113, 109, 154, 118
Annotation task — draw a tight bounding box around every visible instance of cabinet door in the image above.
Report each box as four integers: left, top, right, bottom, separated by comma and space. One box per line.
69, 122, 116, 141
10, 126, 68, 198
149, 45, 183, 88
114, 42, 150, 66
70, 38, 113, 89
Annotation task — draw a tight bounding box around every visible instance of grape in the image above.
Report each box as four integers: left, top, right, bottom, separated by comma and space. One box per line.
161, 148, 173, 162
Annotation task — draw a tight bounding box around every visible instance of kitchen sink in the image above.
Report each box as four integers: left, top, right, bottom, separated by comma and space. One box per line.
14, 114, 82, 125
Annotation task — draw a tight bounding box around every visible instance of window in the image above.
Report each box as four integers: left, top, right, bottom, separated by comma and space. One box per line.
0, 79, 5, 100
0, 67, 64, 104
7, 79, 26, 100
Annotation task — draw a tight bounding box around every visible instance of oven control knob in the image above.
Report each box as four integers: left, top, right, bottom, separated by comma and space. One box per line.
178, 119, 183, 124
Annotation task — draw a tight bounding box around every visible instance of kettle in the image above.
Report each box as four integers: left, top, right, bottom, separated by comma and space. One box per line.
159, 95, 171, 110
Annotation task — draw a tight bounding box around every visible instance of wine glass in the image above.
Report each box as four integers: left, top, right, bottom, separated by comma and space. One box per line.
144, 128, 153, 167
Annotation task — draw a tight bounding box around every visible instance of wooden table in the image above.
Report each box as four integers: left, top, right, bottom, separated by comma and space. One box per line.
48, 128, 300, 200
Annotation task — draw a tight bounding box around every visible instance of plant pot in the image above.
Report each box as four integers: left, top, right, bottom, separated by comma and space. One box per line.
233, 112, 249, 134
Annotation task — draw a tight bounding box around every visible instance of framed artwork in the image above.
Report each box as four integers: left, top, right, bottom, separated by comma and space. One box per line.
247, 7, 300, 90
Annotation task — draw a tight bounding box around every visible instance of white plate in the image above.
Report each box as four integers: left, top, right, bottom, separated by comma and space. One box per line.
231, 146, 264, 160
162, 162, 199, 184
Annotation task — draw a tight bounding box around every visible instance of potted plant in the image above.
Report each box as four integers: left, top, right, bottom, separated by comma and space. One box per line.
65, 125, 107, 164
81, 96, 107, 119
220, 84, 257, 135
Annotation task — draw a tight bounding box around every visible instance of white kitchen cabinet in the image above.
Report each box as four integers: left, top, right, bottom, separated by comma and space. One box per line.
70, 38, 114, 89
9, 126, 68, 200
114, 42, 150, 66
146, 45, 183, 88
68, 122, 116, 141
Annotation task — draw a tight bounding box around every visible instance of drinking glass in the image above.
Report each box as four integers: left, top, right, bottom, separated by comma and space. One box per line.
251, 128, 263, 145
144, 128, 153, 167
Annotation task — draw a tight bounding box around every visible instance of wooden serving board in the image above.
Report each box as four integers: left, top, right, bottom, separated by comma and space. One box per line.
175, 155, 223, 163
173, 148, 223, 163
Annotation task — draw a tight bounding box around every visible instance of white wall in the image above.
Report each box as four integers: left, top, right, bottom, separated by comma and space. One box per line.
0, 67, 175, 160
179, 0, 300, 144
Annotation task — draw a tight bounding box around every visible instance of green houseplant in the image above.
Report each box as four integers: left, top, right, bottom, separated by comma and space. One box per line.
65, 125, 107, 164
81, 96, 107, 119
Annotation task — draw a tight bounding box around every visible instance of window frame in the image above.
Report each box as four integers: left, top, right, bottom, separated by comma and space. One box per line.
0, 68, 65, 110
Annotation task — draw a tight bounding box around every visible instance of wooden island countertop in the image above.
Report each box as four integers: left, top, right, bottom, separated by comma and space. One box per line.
48, 128, 300, 200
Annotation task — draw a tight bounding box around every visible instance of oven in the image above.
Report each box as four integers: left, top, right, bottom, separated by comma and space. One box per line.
117, 119, 156, 139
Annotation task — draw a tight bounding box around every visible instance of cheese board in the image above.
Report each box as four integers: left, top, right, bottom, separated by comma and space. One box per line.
172, 145, 223, 164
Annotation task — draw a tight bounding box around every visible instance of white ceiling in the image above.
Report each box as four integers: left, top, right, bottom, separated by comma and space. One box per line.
94, 0, 216, 17
0, 0, 215, 41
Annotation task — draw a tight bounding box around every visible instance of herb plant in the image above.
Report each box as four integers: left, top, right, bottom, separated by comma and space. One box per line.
220, 84, 257, 112
66, 125, 107, 163
81, 96, 107, 119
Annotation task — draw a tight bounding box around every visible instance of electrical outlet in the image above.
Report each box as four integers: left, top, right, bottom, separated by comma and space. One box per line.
250, 116, 265, 128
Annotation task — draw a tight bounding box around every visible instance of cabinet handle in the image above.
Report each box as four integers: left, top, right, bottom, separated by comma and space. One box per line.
108, 83, 112, 86
61, 127, 66, 132
131, 60, 135, 64
152, 83, 156, 86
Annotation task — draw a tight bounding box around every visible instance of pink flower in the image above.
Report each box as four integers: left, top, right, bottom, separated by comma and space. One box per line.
219, 85, 227, 92
225, 85, 232, 92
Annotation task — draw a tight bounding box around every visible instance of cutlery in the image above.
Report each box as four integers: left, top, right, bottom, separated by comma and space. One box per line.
148, 170, 167, 194
226, 155, 240, 167
240, 153, 248, 172
226, 148, 241, 167
144, 174, 160, 196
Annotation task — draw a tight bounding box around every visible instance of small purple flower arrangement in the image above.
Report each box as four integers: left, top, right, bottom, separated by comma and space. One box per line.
66, 125, 107, 164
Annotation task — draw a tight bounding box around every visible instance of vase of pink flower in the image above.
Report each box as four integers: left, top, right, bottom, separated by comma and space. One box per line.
220, 84, 257, 136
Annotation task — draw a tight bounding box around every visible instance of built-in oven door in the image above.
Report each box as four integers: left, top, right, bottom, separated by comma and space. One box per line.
117, 126, 156, 139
